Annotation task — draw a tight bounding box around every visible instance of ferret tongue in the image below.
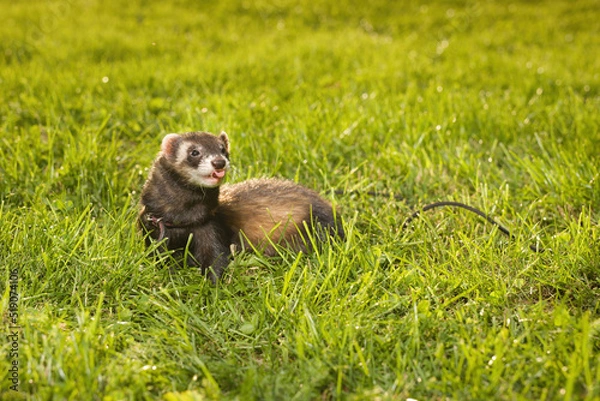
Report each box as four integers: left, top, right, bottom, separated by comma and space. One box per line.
212, 170, 226, 179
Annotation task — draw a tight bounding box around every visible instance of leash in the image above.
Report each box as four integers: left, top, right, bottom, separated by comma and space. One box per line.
401, 201, 544, 253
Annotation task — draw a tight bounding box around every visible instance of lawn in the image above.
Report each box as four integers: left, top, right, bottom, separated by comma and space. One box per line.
1, 0, 599, 399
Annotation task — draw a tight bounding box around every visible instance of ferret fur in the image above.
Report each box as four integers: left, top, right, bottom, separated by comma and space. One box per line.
218, 178, 344, 256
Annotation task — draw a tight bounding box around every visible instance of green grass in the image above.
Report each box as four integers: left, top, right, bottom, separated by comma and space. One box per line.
1, 0, 599, 399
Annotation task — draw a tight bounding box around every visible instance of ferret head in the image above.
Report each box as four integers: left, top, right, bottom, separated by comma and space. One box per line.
160, 131, 230, 188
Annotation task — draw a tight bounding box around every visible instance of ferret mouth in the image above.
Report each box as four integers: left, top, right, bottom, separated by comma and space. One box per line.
211, 169, 226, 180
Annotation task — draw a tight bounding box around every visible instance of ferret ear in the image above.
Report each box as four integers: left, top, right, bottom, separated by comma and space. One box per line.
219, 131, 230, 153
161, 133, 181, 158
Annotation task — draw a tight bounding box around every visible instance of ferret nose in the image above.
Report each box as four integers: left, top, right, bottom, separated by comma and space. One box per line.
211, 158, 226, 170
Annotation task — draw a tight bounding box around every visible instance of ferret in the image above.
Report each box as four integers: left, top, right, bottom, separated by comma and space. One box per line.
138, 131, 343, 281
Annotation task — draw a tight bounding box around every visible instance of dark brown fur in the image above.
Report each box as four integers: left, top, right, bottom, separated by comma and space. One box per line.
138, 131, 231, 282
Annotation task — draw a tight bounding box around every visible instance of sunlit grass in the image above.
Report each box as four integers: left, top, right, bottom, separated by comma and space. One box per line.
1, 0, 599, 399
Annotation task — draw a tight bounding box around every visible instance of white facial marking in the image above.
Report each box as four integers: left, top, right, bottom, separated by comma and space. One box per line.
185, 154, 229, 188
177, 144, 196, 164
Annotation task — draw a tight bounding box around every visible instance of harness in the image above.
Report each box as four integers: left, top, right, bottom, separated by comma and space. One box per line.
145, 214, 176, 242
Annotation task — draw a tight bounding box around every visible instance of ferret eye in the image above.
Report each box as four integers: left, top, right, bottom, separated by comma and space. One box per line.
190, 149, 200, 157
220, 146, 226, 154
